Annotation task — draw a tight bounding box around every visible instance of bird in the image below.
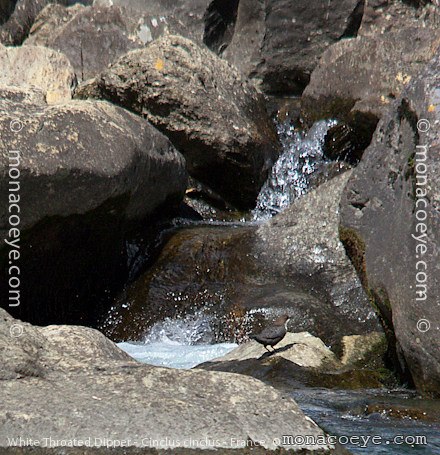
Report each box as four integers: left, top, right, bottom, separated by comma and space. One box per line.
250, 314, 290, 352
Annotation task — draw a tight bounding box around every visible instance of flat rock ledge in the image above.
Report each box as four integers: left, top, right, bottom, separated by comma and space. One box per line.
198, 332, 389, 391
0, 309, 346, 454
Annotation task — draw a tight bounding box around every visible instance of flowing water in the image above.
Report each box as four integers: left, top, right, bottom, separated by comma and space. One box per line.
118, 314, 440, 454
292, 388, 440, 454
117, 119, 337, 366
118, 313, 440, 454
253, 119, 336, 220
118, 311, 237, 369
117, 119, 440, 454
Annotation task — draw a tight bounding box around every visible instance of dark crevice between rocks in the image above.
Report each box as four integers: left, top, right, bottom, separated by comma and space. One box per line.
0, 0, 17, 25
323, 111, 379, 165
203, 0, 240, 55
185, 177, 239, 213
340, 0, 365, 38
402, 0, 432, 7
368, 287, 415, 389
0, 193, 184, 329
0, 194, 130, 328
399, 98, 420, 201
398, 98, 420, 142
300, 96, 357, 127
338, 226, 414, 388
0, 0, 47, 45
261, 69, 311, 97
350, 201, 368, 210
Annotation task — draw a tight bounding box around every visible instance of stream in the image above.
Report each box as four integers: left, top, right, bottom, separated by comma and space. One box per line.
116, 119, 440, 455
118, 311, 440, 454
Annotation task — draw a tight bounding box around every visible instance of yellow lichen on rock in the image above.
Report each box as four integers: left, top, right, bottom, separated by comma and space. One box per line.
154, 58, 165, 71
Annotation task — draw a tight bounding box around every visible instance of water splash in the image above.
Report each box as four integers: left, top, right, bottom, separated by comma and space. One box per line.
141, 306, 258, 345
253, 119, 337, 220
142, 311, 215, 345
117, 310, 237, 369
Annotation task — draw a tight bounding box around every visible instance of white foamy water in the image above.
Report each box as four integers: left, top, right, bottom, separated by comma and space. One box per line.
253, 119, 337, 220
117, 311, 237, 369
117, 341, 237, 369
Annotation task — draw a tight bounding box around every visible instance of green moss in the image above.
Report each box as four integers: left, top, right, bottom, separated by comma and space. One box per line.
339, 227, 404, 386
339, 226, 368, 288
339, 226, 394, 327
405, 152, 416, 200
376, 367, 400, 388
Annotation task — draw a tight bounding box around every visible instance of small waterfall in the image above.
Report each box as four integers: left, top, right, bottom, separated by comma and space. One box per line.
253, 119, 337, 220
117, 119, 340, 369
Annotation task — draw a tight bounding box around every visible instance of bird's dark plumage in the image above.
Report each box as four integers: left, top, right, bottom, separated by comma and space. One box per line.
251, 314, 290, 352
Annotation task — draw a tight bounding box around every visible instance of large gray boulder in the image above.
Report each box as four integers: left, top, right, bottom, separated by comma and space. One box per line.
0, 308, 340, 454
359, 0, 439, 36
0, 0, 53, 44
220, 0, 365, 95
76, 34, 280, 209
0, 0, 92, 45
0, 90, 186, 242
25, 3, 190, 82
94, 0, 211, 44
0, 43, 76, 104
339, 52, 440, 397
301, 26, 440, 125
0, 86, 187, 326
102, 172, 383, 353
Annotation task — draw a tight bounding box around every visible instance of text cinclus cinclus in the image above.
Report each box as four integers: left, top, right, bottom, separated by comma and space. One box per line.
250, 314, 290, 352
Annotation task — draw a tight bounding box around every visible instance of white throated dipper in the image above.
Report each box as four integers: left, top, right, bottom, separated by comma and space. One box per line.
251, 314, 290, 352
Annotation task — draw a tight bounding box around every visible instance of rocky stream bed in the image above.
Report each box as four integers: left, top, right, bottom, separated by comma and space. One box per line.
1, 0, 440, 453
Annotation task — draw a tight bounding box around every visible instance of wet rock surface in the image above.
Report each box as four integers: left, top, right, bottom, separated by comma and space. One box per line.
0, 309, 340, 454
102, 173, 382, 352
339, 52, 440, 397
0, 0, 438, 446
77, 34, 280, 209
